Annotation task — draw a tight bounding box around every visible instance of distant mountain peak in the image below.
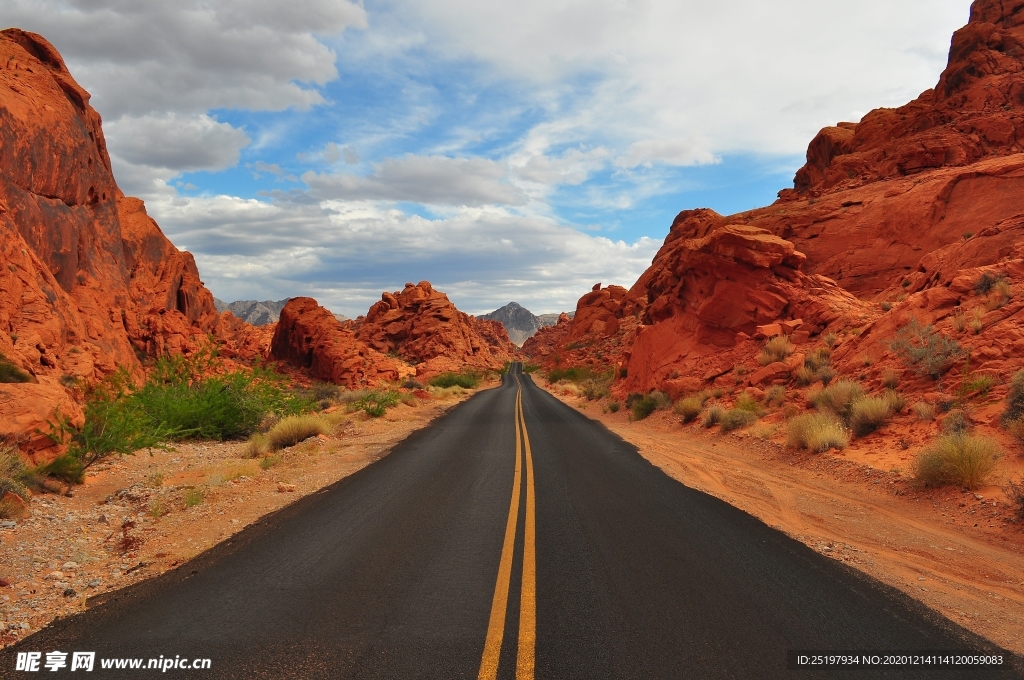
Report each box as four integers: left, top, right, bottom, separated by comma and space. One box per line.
479, 302, 572, 346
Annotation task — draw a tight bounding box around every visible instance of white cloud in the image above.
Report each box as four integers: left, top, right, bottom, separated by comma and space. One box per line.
616, 139, 717, 169
377, 0, 972, 155
302, 155, 527, 206
4, 0, 365, 118
145, 193, 658, 316
513, 148, 611, 186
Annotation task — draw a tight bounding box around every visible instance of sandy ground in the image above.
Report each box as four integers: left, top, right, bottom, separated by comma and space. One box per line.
540, 382, 1024, 657
0, 389, 478, 649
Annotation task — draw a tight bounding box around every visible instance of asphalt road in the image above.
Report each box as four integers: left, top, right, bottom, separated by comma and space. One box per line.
4, 364, 1021, 679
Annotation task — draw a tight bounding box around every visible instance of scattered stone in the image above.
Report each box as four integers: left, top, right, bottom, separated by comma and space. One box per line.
43, 571, 64, 580
61, 561, 78, 570
277, 483, 297, 493
62, 588, 76, 597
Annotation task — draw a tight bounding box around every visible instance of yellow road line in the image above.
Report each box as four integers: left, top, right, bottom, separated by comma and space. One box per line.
477, 380, 523, 680
517, 381, 537, 680
477, 366, 538, 680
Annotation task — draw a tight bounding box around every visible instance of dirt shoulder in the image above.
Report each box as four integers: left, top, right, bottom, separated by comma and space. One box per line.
539, 382, 1024, 657
0, 389, 480, 649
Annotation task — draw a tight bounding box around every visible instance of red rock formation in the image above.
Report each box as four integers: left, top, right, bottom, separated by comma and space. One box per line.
356, 281, 516, 376
270, 298, 412, 387
0, 29, 257, 459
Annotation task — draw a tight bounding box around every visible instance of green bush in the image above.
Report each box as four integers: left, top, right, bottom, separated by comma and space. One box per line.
913, 434, 1000, 489
702, 403, 726, 428
523, 364, 541, 374
0, 353, 31, 383
849, 397, 891, 436
787, 413, 848, 452
889, 318, 965, 379
267, 414, 331, 450
810, 379, 863, 424
720, 408, 757, 432
629, 391, 669, 421
349, 390, 401, 417
428, 371, 480, 389
547, 366, 593, 383
608, 401, 620, 413
45, 350, 308, 480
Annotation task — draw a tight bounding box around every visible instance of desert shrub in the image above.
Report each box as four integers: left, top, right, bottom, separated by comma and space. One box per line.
720, 408, 757, 432
969, 308, 984, 334
1005, 479, 1024, 522
912, 401, 937, 421
702, 404, 725, 428
580, 370, 614, 400
750, 424, 778, 440
630, 391, 671, 421
889, 319, 965, 379
1003, 370, 1024, 424
961, 373, 995, 399
183, 488, 204, 508
941, 408, 971, 435
881, 368, 900, 389
913, 434, 1000, 489
849, 397, 892, 436
822, 332, 839, 348
674, 395, 707, 423
984, 279, 1012, 311
787, 413, 848, 452
735, 393, 762, 414
0, 445, 33, 506
974, 271, 1005, 295
349, 390, 401, 417
523, 363, 540, 374
810, 379, 864, 424
794, 366, 816, 386
711, 387, 725, 399
883, 389, 906, 413
1005, 417, 1024, 445
763, 385, 786, 408
0, 353, 31, 383
608, 401, 620, 413
402, 376, 424, 389
429, 371, 480, 389
244, 433, 271, 458
952, 309, 967, 332
758, 335, 794, 366
880, 301, 892, 312
624, 392, 643, 408
267, 415, 330, 450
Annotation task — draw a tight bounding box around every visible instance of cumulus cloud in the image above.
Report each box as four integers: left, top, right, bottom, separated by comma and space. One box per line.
3, 0, 365, 117
145, 193, 658, 316
381, 0, 971, 155
302, 155, 527, 206
514, 148, 610, 186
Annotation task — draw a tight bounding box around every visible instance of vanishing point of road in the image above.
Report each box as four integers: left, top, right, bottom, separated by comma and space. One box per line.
4, 364, 1021, 679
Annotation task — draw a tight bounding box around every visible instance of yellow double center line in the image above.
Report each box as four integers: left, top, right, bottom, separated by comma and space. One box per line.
478, 370, 536, 680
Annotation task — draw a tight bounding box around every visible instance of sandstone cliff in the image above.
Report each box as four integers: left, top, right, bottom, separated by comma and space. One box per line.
0, 29, 257, 459
527, 0, 1024, 408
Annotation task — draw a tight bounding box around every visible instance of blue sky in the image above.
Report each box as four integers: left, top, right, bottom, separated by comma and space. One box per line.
7, 0, 973, 316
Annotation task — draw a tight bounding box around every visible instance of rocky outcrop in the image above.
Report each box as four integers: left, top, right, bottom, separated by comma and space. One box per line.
356, 282, 516, 376
0, 29, 257, 458
269, 298, 412, 387
270, 284, 517, 385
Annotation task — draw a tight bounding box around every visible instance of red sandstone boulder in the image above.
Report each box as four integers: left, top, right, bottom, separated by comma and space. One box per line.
356, 282, 516, 374
270, 297, 413, 387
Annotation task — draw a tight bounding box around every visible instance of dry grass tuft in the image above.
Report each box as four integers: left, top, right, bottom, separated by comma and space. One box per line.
758, 335, 795, 366
702, 403, 725, 428
912, 401, 936, 421
881, 368, 900, 389
266, 415, 331, 451
674, 394, 708, 423
913, 434, 1000, 489
849, 397, 892, 436
243, 432, 271, 458
787, 413, 848, 452
719, 408, 757, 432
810, 379, 863, 424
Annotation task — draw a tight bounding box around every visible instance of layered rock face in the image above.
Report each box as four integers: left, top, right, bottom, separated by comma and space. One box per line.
0, 30, 256, 459
270, 284, 517, 386
530, 0, 1024, 399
